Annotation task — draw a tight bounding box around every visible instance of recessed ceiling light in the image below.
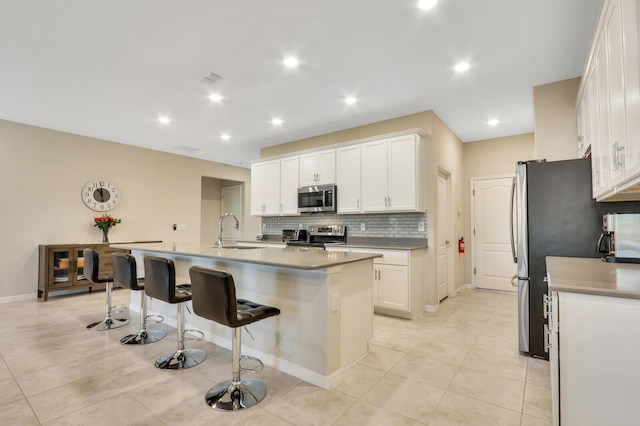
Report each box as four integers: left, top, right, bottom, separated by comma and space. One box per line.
157, 116, 171, 124
418, 0, 437, 11
454, 62, 470, 73
488, 118, 500, 126
220, 133, 231, 141
283, 57, 299, 68
209, 93, 223, 102
271, 118, 283, 126
344, 96, 357, 105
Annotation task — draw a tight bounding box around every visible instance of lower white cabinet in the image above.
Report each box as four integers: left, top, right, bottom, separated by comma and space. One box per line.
326, 246, 425, 319
549, 290, 640, 425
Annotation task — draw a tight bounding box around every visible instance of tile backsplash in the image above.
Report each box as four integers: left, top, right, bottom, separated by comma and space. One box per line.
261, 213, 427, 238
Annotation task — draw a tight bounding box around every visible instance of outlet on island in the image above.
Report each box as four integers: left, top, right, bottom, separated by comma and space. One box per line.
360, 223, 366, 232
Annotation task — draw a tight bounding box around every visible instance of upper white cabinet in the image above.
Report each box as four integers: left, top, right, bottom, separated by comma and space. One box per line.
299, 149, 335, 186
579, 0, 640, 200
336, 144, 362, 213
361, 134, 425, 212
251, 160, 281, 216
279, 156, 300, 215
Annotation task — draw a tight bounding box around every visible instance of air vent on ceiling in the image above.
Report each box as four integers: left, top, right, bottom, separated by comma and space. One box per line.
174, 145, 201, 153
201, 72, 222, 84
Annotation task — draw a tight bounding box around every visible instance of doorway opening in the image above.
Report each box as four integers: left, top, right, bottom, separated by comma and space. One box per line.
200, 177, 244, 244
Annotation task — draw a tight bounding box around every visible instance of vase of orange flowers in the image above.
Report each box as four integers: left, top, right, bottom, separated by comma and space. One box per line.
93, 214, 121, 243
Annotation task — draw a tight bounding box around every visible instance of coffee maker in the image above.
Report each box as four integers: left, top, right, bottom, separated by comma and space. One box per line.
597, 213, 640, 263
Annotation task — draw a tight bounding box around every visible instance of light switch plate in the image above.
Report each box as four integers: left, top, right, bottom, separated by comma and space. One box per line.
418, 221, 425, 232
360, 223, 366, 231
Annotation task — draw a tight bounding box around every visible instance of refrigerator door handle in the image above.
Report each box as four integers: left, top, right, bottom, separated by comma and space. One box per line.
509, 176, 517, 263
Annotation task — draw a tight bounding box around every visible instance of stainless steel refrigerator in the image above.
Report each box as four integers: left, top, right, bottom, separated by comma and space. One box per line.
510, 158, 637, 359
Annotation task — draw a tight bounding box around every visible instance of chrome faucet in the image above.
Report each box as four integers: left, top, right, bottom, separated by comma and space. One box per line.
217, 213, 240, 249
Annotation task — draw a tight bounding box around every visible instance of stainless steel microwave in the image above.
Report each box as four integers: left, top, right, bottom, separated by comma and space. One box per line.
297, 184, 336, 213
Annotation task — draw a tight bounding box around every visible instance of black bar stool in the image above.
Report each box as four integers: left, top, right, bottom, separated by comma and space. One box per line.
144, 256, 207, 370
84, 249, 129, 331
112, 253, 166, 345
189, 265, 280, 411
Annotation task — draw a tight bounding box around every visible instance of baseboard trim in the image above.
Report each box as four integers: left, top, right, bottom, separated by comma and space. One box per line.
0, 292, 37, 304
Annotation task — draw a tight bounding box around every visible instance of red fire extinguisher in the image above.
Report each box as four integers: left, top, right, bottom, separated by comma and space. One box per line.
458, 237, 465, 254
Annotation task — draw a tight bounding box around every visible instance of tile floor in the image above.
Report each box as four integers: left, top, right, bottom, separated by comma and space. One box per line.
0, 288, 551, 425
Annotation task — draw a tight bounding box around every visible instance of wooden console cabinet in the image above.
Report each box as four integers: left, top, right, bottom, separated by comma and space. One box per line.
38, 243, 129, 301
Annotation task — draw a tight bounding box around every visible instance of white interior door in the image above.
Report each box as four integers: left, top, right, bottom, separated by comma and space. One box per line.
473, 176, 517, 292
221, 185, 243, 240
437, 171, 450, 302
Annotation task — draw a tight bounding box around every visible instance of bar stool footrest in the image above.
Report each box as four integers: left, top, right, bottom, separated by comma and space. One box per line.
183, 329, 204, 341
144, 314, 164, 324
240, 355, 264, 373
110, 305, 129, 314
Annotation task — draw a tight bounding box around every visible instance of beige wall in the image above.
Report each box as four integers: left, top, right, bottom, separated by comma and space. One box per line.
533, 77, 580, 161
261, 110, 465, 306
462, 133, 535, 284
0, 119, 259, 300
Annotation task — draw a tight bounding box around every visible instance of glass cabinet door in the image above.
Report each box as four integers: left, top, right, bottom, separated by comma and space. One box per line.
75, 248, 87, 282
51, 249, 71, 287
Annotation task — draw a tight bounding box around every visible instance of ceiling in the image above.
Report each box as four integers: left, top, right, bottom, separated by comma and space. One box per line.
0, 0, 601, 167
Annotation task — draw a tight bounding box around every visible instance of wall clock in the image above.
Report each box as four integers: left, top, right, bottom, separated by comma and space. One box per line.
82, 178, 121, 211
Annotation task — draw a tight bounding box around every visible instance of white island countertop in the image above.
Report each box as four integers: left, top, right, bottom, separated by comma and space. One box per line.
110, 242, 381, 270
546, 256, 640, 299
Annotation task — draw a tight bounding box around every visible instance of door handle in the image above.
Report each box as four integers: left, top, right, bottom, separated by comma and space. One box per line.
509, 177, 517, 263
510, 275, 518, 287
445, 240, 450, 244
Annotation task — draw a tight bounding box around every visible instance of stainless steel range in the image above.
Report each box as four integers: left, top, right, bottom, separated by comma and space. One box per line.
285, 225, 346, 249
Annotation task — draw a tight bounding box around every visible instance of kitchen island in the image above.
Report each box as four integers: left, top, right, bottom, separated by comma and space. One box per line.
110, 242, 381, 388
546, 256, 640, 425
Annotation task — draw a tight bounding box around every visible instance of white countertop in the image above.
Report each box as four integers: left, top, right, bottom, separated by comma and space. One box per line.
111, 242, 381, 270
546, 256, 640, 299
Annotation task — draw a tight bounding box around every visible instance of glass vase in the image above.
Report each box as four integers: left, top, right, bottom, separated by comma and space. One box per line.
102, 228, 109, 243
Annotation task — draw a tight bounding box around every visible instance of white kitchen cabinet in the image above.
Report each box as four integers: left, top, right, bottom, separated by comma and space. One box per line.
250, 160, 280, 216
279, 155, 300, 215
579, 0, 640, 200
326, 246, 425, 319
336, 144, 362, 213
361, 134, 424, 213
299, 149, 335, 186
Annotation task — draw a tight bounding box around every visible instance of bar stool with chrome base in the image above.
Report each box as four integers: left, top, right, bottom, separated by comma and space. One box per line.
111, 253, 166, 345
84, 249, 129, 331
144, 256, 207, 369
189, 265, 280, 411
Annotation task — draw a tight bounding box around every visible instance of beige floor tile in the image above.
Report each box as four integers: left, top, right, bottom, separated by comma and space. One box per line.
389, 317, 437, 338
15, 359, 99, 396
28, 373, 125, 423
361, 373, 444, 423
373, 314, 400, 330
424, 325, 480, 347
390, 351, 459, 389
520, 413, 552, 426
370, 329, 422, 352
242, 364, 303, 406
334, 401, 424, 425
461, 347, 528, 381
334, 364, 385, 398
0, 359, 12, 381
412, 339, 473, 366
0, 377, 24, 406
472, 333, 521, 357
43, 392, 164, 426
0, 398, 39, 426
522, 382, 552, 421
3, 346, 85, 377
265, 382, 357, 426
526, 358, 551, 388
448, 367, 524, 412
357, 343, 406, 372
428, 391, 521, 426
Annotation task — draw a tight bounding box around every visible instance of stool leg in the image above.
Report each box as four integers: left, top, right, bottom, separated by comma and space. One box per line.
87, 282, 129, 331
154, 302, 206, 369
205, 327, 267, 411
121, 291, 166, 345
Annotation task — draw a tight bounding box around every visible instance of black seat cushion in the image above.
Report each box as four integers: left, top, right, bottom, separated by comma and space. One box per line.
189, 266, 280, 328
111, 253, 145, 291
83, 249, 112, 284
143, 256, 191, 304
